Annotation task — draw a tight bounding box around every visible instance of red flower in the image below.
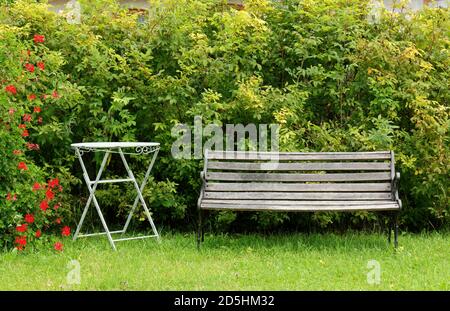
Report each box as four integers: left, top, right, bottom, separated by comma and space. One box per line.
25, 214, 34, 224
45, 188, 54, 200
25, 63, 35, 73
16, 224, 28, 233
27, 50, 31, 57
55, 218, 61, 224
48, 178, 59, 188
23, 114, 32, 122
15, 236, 27, 247
28, 94, 37, 101
34, 106, 41, 113
54, 242, 63, 251
5, 85, 17, 95
54, 203, 61, 210
21, 129, 29, 137
39, 200, 49, 211
18, 162, 28, 170
33, 34, 45, 44
32, 182, 41, 191
37, 116, 43, 124
52, 90, 59, 98
62, 226, 71, 237
13, 150, 22, 155
26, 142, 40, 150
37, 62, 45, 70
9, 108, 15, 115
6, 193, 17, 201
18, 124, 26, 129
35, 229, 42, 238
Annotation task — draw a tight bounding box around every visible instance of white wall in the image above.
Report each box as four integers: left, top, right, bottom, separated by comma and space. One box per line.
48, 0, 150, 13
47, 0, 449, 14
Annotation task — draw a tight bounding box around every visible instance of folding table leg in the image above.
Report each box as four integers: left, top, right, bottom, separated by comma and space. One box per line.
73, 149, 109, 240
122, 148, 159, 234
74, 149, 117, 251
118, 148, 160, 241
90, 187, 117, 251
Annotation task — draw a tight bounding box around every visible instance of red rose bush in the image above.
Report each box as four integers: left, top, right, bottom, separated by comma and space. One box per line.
1, 30, 71, 252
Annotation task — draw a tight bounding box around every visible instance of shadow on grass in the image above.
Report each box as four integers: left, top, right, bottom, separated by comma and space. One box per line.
65, 230, 393, 254
199, 232, 391, 252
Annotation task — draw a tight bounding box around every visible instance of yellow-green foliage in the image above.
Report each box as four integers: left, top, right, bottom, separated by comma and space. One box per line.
1, 0, 448, 233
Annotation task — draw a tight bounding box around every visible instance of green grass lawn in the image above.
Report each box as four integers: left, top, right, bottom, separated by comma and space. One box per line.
0, 232, 448, 290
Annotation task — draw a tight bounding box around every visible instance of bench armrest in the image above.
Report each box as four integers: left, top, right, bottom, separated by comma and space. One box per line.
393, 172, 402, 209
197, 171, 206, 209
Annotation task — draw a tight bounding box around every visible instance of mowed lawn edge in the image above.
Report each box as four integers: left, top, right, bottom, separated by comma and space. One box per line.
0, 232, 448, 290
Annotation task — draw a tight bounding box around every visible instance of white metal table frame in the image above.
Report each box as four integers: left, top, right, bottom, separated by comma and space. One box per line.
71, 142, 160, 250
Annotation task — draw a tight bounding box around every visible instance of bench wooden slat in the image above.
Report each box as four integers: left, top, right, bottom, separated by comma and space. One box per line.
200, 203, 399, 211
206, 172, 392, 182
208, 151, 391, 161
204, 191, 393, 200
202, 199, 396, 205
207, 161, 390, 171
205, 182, 391, 192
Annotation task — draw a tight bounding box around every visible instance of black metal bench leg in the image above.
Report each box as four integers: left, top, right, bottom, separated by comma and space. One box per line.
387, 213, 392, 244
394, 212, 399, 249
197, 209, 202, 250
201, 210, 205, 242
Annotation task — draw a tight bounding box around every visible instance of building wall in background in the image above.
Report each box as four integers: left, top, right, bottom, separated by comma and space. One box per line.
47, 0, 448, 14
48, 0, 150, 13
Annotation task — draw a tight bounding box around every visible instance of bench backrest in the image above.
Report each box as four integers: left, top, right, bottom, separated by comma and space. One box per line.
201, 150, 396, 203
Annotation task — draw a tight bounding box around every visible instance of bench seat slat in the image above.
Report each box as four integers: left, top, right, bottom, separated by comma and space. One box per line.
204, 191, 393, 200
200, 203, 400, 211
208, 151, 391, 160
207, 161, 390, 171
206, 182, 391, 192
206, 172, 391, 182
202, 199, 396, 205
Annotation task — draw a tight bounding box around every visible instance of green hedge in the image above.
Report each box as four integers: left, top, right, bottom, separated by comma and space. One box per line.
1, 0, 448, 241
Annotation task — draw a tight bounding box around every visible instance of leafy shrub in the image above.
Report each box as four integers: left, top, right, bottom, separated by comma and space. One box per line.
0, 0, 448, 239
0, 27, 72, 251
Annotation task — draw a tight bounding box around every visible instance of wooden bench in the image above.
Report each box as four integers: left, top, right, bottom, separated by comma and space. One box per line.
197, 150, 401, 248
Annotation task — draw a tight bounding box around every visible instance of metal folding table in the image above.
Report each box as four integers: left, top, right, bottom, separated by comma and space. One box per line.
71, 142, 160, 250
